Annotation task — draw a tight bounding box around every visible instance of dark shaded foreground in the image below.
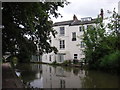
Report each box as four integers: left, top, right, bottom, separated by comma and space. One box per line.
2, 63, 24, 89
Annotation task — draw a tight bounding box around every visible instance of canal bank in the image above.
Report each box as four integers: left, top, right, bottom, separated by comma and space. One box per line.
2, 63, 25, 88
30, 61, 85, 68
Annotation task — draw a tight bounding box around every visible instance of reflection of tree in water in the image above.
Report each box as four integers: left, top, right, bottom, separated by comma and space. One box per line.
15, 63, 32, 71
62, 66, 72, 72
15, 63, 42, 88
73, 68, 80, 76
80, 70, 119, 88
21, 71, 36, 84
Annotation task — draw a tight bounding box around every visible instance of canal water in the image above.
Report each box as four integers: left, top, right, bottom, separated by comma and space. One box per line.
14, 63, 119, 88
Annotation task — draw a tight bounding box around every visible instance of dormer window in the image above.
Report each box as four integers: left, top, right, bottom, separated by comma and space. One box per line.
60, 27, 65, 36
81, 17, 92, 22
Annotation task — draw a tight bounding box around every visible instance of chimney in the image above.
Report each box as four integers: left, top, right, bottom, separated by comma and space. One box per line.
73, 14, 78, 21
100, 9, 104, 19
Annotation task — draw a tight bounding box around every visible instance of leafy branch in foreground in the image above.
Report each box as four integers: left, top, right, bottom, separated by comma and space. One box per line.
2, 2, 69, 62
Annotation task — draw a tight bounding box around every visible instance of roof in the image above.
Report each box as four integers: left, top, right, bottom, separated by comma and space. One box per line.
54, 20, 73, 26
53, 19, 97, 26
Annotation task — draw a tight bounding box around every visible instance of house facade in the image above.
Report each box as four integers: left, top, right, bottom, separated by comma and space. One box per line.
42, 15, 96, 63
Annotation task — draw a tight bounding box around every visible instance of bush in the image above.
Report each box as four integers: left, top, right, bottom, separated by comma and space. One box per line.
51, 61, 60, 65
99, 50, 120, 70
52, 60, 57, 64
62, 60, 71, 66
17, 53, 31, 63
73, 59, 78, 64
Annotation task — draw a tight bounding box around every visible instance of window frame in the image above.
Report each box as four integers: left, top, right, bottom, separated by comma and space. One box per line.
58, 54, 64, 62
60, 40, 65, 49
80, 41, 85, 48
60, 27, 65, 36
49, 55, 51, 61
72, 32, 76, 41
74, 54, 78, 59
79, 26, 84, 32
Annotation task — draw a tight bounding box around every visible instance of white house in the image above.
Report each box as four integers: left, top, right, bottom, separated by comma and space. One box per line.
42, 15, 97, 63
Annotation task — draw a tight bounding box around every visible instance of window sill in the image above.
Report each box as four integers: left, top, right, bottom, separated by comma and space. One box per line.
59, 48, 65, 50
59, 35, 65, 36
72, 38, 76, 41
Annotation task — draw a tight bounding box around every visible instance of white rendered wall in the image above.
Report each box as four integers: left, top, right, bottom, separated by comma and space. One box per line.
42, 23, 95, 63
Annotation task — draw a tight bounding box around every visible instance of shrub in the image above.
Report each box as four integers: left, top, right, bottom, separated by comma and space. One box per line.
51, 60, 60, 65
52, 60, 57, 64
73, 59, 78, 64
99, 50, 120, 70
62, 60, 71, 66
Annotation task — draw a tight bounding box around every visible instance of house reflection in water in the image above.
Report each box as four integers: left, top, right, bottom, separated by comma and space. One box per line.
15, 64, 119, 88
42, 65, 85, 88
31, 55, 42, 62
30, 64, 43, 88
16, 64, 86, 88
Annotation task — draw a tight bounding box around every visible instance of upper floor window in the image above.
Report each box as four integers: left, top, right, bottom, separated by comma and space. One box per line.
60, 40, 65, 49
79, 26, 84, 32
80, 41, 85, 48
72, 32, 76, 41
60, 27, 65, 36
87, 25, 90, 29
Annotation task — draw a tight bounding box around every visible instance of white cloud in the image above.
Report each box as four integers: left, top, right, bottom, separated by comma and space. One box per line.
51, 0, 120, 23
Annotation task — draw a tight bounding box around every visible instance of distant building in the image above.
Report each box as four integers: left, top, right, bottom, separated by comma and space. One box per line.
42, 15, 97, 63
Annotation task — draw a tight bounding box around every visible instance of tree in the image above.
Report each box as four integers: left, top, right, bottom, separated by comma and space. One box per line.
2, 2, 69, 62
82, 9, 120, 71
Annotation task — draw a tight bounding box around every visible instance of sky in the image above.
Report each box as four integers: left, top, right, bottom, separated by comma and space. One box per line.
51, 0, 120, 23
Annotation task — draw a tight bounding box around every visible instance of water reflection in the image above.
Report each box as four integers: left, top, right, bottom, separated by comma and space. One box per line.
15, 63, 43, 88
14, 63, 119, 88
81, 70, 119, 88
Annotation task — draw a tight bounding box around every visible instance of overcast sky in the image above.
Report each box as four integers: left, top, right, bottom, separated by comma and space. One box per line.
51, 0, 120, 23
